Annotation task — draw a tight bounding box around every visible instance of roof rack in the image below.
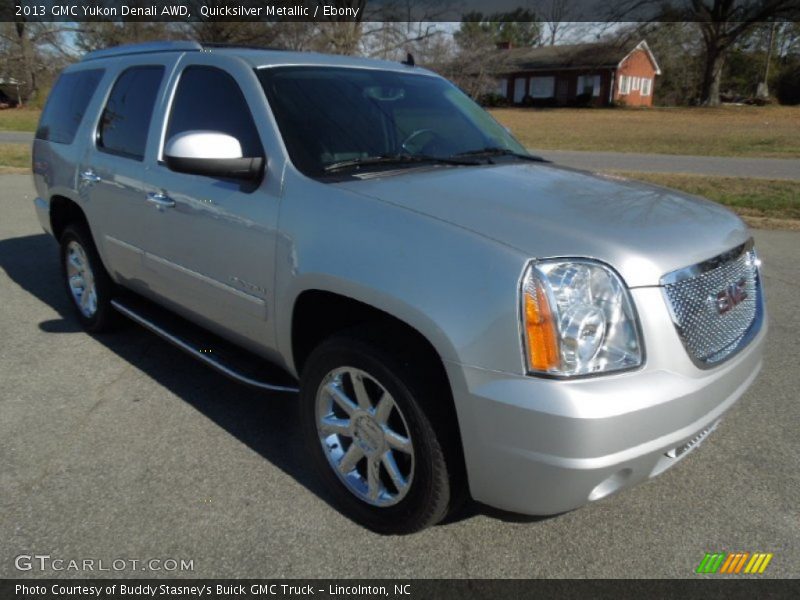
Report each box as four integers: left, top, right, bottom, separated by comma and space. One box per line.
81, 41, 294, 62
82, 41, 203, 62
200, 43, 288, 52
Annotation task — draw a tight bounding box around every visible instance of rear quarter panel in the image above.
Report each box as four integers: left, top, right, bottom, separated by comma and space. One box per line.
32, 65, 117, 236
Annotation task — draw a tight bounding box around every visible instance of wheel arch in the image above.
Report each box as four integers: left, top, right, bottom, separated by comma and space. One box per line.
50, 194, 90, 242
290, 288, 456, 383
291, 287, 468, 498
289, 286, 462, 432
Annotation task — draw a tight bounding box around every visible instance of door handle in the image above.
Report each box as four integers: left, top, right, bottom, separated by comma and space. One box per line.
146, 192, 176, 209
80, 169, 101, 184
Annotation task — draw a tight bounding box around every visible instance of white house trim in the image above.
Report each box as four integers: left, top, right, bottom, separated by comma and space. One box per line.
617, 40, 662, 75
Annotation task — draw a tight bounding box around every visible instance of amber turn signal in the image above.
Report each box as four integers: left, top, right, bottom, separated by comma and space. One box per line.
523, 279, 560, 372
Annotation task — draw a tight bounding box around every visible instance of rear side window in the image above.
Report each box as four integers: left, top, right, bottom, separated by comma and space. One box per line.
98, 66, 164, 160
165, 66, 262, 157
36, 69, 104, 144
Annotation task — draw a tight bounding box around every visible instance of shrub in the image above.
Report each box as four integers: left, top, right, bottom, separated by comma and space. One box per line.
775, 62, 800, 105
479, 92, 510, 107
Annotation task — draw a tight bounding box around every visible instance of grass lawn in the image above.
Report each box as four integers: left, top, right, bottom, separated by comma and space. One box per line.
0, 143, 31, 172
612, 172, 800, 228
1, 139, 790, 227
490, 105, 800, 158
0, 108, 41, 132
4, 105, 800, 158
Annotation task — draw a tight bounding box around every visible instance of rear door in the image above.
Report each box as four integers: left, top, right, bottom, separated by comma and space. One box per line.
79, 61, 170, 288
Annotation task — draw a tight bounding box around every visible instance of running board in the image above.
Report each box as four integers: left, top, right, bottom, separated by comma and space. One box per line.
111, 298, 299, 394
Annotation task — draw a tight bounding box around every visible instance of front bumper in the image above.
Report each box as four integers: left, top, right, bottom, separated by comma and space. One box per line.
447, 287, 767, 516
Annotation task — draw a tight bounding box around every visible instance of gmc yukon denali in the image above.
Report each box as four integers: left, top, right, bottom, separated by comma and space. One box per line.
32, 42, 766, 533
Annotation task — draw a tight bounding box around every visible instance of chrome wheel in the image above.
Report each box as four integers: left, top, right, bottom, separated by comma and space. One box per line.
315, 366, 415, 507
65, 240, 98, 318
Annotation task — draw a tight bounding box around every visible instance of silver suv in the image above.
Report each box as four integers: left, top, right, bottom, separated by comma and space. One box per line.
32, 41, 766, 533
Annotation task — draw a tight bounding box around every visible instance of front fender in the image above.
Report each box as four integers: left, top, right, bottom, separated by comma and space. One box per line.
274, 172, 527, 377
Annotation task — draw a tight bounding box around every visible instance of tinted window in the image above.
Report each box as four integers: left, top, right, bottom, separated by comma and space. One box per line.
257, 67, 526, 177
166, 66, 262, 157
98, 66, 164, 160
36, 69, 104, 144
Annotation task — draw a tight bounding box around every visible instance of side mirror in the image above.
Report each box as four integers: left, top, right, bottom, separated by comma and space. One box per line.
164, 131, 264, 181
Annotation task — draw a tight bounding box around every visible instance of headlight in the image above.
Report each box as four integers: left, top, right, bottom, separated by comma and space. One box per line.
521, 259, 643, 377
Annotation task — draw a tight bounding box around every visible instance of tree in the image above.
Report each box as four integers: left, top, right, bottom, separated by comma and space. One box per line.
608, 0, 798, 105
75, 22, 184, 53
313, 0, 367, 55
771, 22, 800, 103
682, 1, 798, 105
541, 0, 575, 46
628, 21, 705, 105
361, 0, 449, 61
455, 10, 541, 50
0, 21, 74, 103
448, 10, 541, 101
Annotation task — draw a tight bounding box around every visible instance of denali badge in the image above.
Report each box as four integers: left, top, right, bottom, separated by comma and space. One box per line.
711, 277, 748, 315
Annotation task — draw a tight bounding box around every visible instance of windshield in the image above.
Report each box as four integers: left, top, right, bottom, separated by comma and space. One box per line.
257, 66, 528, 177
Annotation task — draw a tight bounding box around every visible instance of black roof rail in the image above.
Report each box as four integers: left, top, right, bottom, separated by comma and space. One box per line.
199, 43, 289, 52
81, 41, 294, 62
82, 41, 202, 61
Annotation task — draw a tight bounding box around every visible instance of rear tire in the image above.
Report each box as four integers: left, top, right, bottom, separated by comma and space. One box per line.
300, 331, 461, 534
59, 222, 118, 333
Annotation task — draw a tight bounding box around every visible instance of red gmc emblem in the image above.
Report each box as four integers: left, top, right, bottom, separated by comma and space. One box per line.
713, 277, 748, 315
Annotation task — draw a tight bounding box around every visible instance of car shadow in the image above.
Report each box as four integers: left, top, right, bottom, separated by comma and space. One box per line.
0, 233, 553, 531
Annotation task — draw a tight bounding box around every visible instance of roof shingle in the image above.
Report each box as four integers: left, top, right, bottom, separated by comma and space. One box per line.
495, 41, 635, 73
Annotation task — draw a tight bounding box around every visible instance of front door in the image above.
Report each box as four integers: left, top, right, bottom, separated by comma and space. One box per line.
140, 57, 282, 352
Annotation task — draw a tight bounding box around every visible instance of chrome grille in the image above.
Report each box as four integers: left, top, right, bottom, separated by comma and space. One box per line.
662, 241, 761, 367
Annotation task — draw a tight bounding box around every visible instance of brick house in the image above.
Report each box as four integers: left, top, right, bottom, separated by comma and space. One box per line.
492, 40, 661, 107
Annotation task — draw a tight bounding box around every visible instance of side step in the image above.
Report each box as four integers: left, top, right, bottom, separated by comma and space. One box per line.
111, 296, 299, 394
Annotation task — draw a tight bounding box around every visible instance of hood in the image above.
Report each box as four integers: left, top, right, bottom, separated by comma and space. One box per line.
335, 163, 749, 287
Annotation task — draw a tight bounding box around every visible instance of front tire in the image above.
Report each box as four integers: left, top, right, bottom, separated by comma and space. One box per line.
300, 332, 459, 534
60, 223, 117, 332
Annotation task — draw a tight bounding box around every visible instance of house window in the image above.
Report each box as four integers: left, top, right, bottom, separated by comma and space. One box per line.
496, 78, 508, 97
632, 76, 641, 91
619, 75, 631, 95
577, 74, 601, 97
641, 78, 652, 96
529, 76, 555, 98
513, 77, 526, 103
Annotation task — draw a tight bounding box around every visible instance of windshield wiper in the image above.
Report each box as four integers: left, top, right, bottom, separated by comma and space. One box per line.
453, 147, 547, 163
323, 153, 479, 173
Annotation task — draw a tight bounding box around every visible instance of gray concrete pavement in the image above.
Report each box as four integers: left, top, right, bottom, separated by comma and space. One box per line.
1, 174, 799, 579
530, 148, 800, 180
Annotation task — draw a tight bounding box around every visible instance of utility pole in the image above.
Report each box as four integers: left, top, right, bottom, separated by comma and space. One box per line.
757, 21, 777, 99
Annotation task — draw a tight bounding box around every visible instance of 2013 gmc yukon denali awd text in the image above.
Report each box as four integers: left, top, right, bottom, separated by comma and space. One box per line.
32, 41, 766, 534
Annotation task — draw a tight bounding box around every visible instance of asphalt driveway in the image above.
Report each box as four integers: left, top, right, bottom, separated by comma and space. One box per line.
0, 132, 34, 144
1, 174, 798, 578
529, 148, 800, 180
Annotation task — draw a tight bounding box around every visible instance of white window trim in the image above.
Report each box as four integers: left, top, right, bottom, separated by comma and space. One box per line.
641, 78, 652, 96
631, 76, 640, 91
619, 75, 631, 95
